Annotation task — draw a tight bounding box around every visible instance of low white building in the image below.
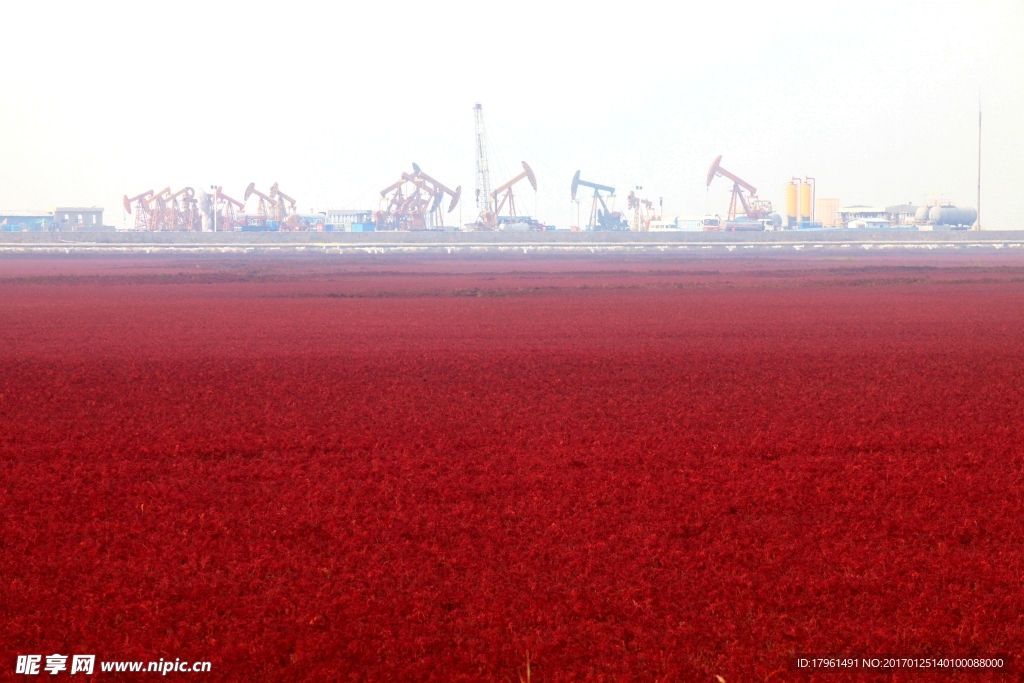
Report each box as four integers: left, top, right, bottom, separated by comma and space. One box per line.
54, 207, 105, 231
838, 206, 890, 228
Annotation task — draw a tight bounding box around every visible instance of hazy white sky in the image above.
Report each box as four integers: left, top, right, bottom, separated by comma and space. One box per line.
1, 1, 1021, 228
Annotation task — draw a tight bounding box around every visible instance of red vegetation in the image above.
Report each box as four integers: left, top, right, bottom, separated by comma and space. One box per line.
2, 255, 1023, 681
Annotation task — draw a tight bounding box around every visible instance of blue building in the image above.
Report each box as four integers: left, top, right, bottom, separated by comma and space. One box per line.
0, 210, 53, 231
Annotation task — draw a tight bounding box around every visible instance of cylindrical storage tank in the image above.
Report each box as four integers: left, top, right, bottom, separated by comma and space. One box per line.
914, 206, 930, 223
928, 206, 977, 226
799, 181, 812, 222
786, 182, 798, 227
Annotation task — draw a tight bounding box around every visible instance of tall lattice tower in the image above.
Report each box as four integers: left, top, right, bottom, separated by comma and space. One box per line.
473, 103, 494, 225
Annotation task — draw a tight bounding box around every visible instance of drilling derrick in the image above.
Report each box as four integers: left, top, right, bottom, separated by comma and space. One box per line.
473, 103, 494, 229
123, 190, 154, 231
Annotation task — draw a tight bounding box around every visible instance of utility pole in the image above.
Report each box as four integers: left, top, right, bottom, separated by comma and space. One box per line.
975, 99, 982, 230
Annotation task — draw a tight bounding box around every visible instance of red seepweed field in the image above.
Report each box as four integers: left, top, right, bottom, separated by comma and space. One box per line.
1, 252, 1023, 682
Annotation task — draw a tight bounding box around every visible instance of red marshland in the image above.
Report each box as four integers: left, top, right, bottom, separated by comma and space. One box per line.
2, 253, 1022, 681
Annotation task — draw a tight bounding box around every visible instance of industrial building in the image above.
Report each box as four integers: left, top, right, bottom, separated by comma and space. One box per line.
838, 206, 890, 227
885, 204, 919, 227
1, 207, 108, 231
326, 209, 375, 232
54, 207, 106, 231
815, 198, 841, 228
1, 210, 53, 231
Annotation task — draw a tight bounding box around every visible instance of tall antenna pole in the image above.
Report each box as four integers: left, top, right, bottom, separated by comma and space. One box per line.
473, 103, 493, 228
975, 98, 982, 230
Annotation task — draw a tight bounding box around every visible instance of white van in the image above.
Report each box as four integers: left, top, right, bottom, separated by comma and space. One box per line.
649, 217, 706, 231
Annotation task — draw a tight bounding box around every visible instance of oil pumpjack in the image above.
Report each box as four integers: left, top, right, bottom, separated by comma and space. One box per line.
491, 161, 537, 228
571, 171, 627, 230
705, 155, 775, 230
375, 164, 461, 231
